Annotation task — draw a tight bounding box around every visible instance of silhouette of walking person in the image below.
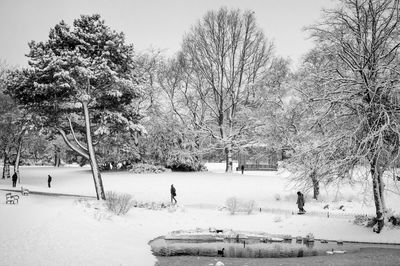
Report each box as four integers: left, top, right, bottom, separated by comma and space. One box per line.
12, 172, 18, 187
170, 184, 177, 204
48, 174, 52, 188
296, 191, 306, 213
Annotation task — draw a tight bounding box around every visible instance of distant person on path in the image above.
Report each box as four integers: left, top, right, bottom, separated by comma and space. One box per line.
241, 165, 244, 175
170, 184, 177, 204
296, 191, 306, 213
12, 172, 18, 187
48, 175, 52, 188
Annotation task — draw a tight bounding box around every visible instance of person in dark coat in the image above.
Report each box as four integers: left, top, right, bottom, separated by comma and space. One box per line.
48, 175, 52, 188
296, 191, 306, 213
12, 172, 18, 187
241, 165, 245, 175
170, 184, 177, 204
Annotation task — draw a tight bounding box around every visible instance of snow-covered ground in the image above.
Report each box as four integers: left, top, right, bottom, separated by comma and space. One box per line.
0, 163, 400, 266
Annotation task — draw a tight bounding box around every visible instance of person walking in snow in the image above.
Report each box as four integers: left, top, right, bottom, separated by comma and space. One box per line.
11, 172, 18, 187
48, 174, 52, 188
296, 191, 306, 213
170, 184, 177, 204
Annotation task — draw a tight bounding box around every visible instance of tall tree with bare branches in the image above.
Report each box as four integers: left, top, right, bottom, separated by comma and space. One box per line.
180, 7, 275, 172
306, 0, 400, 232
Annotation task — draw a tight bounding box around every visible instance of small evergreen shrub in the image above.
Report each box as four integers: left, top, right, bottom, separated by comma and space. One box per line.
105, 191, 135, 215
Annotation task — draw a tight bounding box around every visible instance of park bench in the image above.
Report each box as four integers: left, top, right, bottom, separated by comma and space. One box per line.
5, 193, 19, 204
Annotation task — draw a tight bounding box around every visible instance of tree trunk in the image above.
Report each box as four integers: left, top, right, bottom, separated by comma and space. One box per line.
14, 137, 23, 183
311, 170, 319, 200
371, 163, 385, 233
54, 145, 61, 167
225, 145, 233, 173
377, 170, 386, 214
82, 101, 106, 200
2, 153, 10, 179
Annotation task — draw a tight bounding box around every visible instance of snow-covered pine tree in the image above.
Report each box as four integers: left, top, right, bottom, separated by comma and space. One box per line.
5, 14, 144, 200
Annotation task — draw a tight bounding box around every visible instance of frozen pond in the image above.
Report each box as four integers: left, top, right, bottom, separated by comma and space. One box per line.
150, 236, 400, 258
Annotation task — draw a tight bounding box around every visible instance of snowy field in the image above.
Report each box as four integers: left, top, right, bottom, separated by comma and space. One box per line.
1, 163, 400, 266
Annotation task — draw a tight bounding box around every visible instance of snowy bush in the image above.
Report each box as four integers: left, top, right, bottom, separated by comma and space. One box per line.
353, 215, 376, 227
244, 200, 256, 214
165, 153, 207, 172
128, 163, 170, 174
274, 194, 281, 201
226, 197, 239, 215
105, 191, 135, 215
225, 197, 256, 215
273, 216, 282, 223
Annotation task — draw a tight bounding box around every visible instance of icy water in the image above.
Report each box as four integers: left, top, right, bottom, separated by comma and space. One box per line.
154, 248, 400, 266
149, 236, 400, 259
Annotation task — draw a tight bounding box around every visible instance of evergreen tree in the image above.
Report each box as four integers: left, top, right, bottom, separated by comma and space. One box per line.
5, 15, 144, 200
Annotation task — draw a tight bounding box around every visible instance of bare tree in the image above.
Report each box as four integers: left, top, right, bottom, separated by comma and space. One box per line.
307, 0, 400, 232
180, 7, 274, 172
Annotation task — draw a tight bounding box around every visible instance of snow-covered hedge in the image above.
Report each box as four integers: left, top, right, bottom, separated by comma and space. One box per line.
166, 153, 207, 172
128, 163, 170, 174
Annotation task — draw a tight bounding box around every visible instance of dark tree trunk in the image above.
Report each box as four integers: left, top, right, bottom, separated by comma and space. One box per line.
378, 171, 386, 213
14, 136, 23, 183
311, 170, 319, 200
82, 101, 106, 200
2, 153, 10, 179
225, 145, 233, 173
54, 145, 61, 167
371, 162, 385, 233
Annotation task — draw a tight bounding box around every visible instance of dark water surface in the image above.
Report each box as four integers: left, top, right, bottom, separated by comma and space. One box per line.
154, 248, 400, 266
150, 236, 400, 265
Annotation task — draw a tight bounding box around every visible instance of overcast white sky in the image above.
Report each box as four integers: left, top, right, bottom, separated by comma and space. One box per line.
0, 0, 336, 68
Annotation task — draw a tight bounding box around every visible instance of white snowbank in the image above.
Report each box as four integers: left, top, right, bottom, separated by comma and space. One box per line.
0, 164, 399, 266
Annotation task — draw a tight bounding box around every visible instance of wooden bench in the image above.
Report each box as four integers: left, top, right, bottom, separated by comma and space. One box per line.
6, 193, 19, 204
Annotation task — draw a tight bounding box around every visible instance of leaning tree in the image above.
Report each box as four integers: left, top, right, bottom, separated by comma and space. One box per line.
306, 0, 400, 232
5, 15, 144, 200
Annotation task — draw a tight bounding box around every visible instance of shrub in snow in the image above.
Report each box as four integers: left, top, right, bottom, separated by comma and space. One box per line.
353, 215, 376, 227
226, 197, 239, 215
128, 163, 169, 174
225, 197, 256, 215
165, 152, 207, 172
273, 216, 282, 223
244, 200, 256, 214
105, 191, 135, 215
274, 194, 281, 201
